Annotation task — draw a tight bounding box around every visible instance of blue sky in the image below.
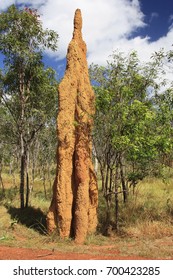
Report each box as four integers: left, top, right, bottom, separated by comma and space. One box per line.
139, 0, 173, 41
0, 0, 173, 79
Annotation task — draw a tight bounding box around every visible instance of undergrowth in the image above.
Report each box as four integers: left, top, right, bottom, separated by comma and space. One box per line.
97, 178, 173, 239
0, 173, 173, 258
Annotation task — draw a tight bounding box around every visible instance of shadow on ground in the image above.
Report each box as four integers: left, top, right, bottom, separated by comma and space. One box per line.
6, 206, 47, 235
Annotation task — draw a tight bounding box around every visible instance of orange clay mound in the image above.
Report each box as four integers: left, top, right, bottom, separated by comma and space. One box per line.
47, 9, 98, 244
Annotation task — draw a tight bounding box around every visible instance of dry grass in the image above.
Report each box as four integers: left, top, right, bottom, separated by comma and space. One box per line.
126, 220, 173, 239
0, 174, 173, 259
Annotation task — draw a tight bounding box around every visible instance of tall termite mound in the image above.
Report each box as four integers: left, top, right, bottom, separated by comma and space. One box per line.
47, 9, 98, 243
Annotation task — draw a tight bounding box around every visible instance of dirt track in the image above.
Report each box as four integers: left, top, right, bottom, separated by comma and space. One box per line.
0, 246, 147, 260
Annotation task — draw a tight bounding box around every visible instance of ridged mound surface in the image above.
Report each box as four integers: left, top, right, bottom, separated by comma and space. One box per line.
47, 9, 98, 243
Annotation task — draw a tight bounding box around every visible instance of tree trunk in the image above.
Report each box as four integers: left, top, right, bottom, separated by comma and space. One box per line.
100, 165, 105, 192
42, 165, 47, 199
0, 161, 5, 193
19, 68, 26, 209
105, 165, 109, 196
47, 164, 52, 190
119, 155, 128, 203
25, 171, 29, 208
114, 160, 119, 231
25, 151, 30, 208
20, 151, 25, 209
109, 168, 113, 193
31, 153, 35, 189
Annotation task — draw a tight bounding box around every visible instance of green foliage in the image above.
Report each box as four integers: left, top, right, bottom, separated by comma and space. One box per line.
90, 51, 162, 191
90, 49, 173, 231
0, 5, 58, 208
0, 5, 58, 62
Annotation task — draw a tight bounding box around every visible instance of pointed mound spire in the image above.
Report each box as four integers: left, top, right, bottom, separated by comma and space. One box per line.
73, 9, 82, 39
74, 9, 82, 30
47, 9, 98, 244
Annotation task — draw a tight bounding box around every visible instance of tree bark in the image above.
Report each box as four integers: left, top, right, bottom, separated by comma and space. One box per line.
20, 149, 25, 209
119, 155, 128, 203
114, 160, 119, 230
25, 150, 30, 208
0, 161, 5, 193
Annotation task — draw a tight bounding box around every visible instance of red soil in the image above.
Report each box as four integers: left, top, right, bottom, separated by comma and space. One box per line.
0, 245, 147, 260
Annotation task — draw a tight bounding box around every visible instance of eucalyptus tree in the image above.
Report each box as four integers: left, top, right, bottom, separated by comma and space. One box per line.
154, 89, 173, 173
90, 51, 162, 228
0, 5, 58, 208
151, 48, 173, 174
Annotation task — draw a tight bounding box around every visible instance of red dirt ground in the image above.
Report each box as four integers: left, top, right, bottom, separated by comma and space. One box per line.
0, 246, 147, 260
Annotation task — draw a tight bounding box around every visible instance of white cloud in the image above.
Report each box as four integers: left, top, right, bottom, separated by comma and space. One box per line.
37, 0, 173, 67
1, 0, 173, 69
38, 0, 147, 63
111, 28, 173, 63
